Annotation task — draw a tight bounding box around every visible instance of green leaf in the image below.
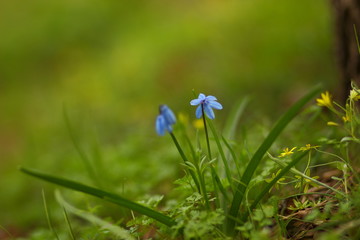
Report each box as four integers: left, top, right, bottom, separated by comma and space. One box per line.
20, 167, 175, 227
226, 85, 322, 235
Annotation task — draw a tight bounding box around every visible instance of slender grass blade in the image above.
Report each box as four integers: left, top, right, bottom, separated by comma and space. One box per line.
21, 167, 175, 227
42, 189, 60, 240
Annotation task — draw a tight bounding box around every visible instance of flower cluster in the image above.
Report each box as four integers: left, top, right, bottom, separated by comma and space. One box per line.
279, 144, 319, 158
156, 93, 223, 135
316, 86, 360, 139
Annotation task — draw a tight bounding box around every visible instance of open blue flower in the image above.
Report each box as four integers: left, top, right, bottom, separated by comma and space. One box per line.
156, 105, 176, 136
190, 93, 223, 119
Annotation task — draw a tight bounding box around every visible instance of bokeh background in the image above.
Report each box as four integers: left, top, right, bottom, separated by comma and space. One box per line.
0, 0, 338, 237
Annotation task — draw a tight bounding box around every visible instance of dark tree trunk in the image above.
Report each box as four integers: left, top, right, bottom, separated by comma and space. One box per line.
331, 0, 360, 101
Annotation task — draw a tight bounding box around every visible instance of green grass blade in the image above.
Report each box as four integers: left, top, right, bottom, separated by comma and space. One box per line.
169, 132, 201, 193
354, 24, 360, 54
223, 97, 250, 140
226, 85, 322, 234
55, 190, 134, 240
63, 106, 101, 188
221, 136, 241, 179
62, 206, 76, 240
207, 120, 233, 191
42, 189, 60, 240
210, 165, 230, 202
20, 167, 176, 227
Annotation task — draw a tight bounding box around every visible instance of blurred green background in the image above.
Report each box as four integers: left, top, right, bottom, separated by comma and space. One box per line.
0, 0, 337, 237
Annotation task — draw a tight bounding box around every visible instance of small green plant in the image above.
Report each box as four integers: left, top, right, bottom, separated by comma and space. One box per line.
20, 84, 360, 239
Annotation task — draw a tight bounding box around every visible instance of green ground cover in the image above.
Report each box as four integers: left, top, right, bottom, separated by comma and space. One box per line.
1, 0, 354, 239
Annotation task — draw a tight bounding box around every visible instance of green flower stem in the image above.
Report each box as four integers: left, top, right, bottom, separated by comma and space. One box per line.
201, 105, 212, 159
169, 132, 201, 193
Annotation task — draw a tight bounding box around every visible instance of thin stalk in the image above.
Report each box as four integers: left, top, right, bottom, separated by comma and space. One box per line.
210, 167, 221, 209
300, 152, 312, 193
63, 207, 76, 240
315, 148, 357, 181
199, 105, 218, 209
42, 189, 60, 240
201, 105, 212, 159
195, 156, 211, 210
169, 132, 201, 192
354, 24, 360, 54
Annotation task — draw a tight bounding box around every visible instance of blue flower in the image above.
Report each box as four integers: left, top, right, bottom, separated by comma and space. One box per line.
156, 105, 176, 136
190, 93, 223, 119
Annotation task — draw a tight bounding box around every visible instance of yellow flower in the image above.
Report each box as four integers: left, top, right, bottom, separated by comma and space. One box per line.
349, 89, 360, 101
316, 91, 333, 108
192, 119, 204, 129
342, 114, 350, 123
298, 144, 319, 152
279, 147, 297, 158
327, 121, 339, 126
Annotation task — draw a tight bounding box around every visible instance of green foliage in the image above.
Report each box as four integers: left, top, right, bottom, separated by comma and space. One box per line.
170, 193, 227, 240
1, 1, 339, 238
17, 82, 360, 239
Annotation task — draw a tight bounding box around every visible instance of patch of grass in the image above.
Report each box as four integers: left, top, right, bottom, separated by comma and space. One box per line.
19, 84, 360, 239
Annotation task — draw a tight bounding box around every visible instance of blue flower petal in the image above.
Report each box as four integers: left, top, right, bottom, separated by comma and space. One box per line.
161, 105, 176, 124
190, 98, 203, 106
166, 124, 173, 133
195, 105, 203, 118
206, 95, 217, 101
204, 104, 215, 119
190, 93, 222, 119
209, 101, 223, 110
198, 93, 206, 100
156, 115, 166, 136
